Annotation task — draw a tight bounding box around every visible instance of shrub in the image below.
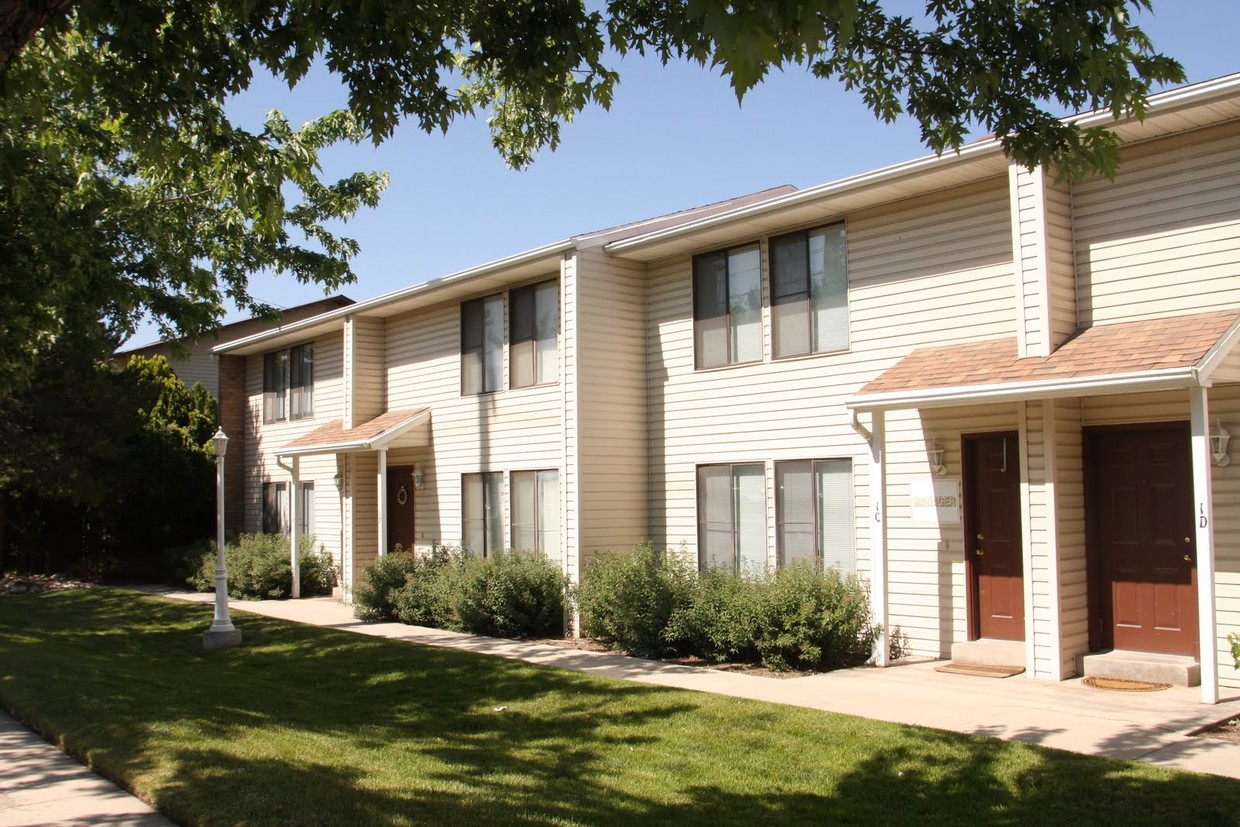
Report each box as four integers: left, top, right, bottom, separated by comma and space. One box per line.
1231, 632, 1239, 670
440, 550, 567, 639
354, 551, 421, 621
667, 567, 761, 664
751, 563, 878, 672
189, 533, 332, 600
392, 545, 456, 628
579, 542, 695, 659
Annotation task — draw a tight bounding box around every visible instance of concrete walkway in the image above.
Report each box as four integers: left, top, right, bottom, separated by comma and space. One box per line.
3, 589, 1238, 827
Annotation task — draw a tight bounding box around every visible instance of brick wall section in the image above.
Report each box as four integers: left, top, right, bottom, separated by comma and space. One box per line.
217, 354, 247, 534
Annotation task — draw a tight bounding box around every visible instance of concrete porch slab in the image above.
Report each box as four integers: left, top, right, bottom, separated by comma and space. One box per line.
950, 638, 1025, 668
1079, 649, 1201, 687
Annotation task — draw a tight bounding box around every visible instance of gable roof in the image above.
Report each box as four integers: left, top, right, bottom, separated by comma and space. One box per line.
277, 408, 432, 457
847, 310, 1240, 412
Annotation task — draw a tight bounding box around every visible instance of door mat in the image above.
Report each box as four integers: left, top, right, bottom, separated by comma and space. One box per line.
1082, 676, 1171, 692
934, 663, 1025, 678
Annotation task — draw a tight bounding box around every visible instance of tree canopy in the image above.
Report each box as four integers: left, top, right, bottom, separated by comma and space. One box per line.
0, 1, 1184, 397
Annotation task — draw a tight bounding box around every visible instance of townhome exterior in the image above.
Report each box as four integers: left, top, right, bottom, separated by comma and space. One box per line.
216, 74, 1240, 704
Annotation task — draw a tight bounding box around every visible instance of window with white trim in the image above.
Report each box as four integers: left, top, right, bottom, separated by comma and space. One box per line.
263, 344, 314, 422
770, 224, 848, 358
693, 245, 762, 369
775, 459, 855, 573
510, 470, 560, 561
461, 295, 504, 395
298, 481, 315, 538
462, 472, 503, 556
510, 281, 559, 388
697, 463, 767, 575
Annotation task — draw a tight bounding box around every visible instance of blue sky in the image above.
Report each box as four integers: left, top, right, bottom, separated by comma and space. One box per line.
126, 2, 1240, 346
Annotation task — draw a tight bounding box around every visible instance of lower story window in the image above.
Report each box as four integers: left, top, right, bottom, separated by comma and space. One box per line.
775, 458, 855, 573
299, 481, 315, 538
262, 481, 289, 535
462, 472, 503, 557
511, 470, 560, 561
697, 463, 767, 575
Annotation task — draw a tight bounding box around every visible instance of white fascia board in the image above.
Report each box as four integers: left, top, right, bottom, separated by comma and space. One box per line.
215, 240, 574, 355
276, 440, 372, 458
845, 367, 1203, 412
1194, 315, 1240, 384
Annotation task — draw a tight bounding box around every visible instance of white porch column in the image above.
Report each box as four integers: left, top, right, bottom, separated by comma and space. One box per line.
377, 448, 389, 558
1190, 388, 1219, 704
289, 456, 301, 599
870, 411, 889, 667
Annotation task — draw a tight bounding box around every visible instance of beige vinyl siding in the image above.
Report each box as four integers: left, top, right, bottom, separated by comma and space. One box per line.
1051, 399, 1088, 678
242, 333, 346, 567
383, 272, 564, 557
1010, 165, 1076, 358
645, 180, 1014, 657
1074, 122, 1240, 325
574, 247, 648, 560
346, 316, 385, 428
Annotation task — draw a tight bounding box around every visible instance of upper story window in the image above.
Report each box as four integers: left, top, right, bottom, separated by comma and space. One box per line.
510, 280, 559, 388
263, 344, 314, 423
461, 295, 504, 395
693, 245, 762, 369
770, 224, 848, 358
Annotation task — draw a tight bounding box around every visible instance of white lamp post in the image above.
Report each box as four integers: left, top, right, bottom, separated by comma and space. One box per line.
203, 427, 242, 649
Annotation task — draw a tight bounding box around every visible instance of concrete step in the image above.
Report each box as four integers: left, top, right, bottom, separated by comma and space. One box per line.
950, 638, 1025, 668
1078, 650, 1200, 687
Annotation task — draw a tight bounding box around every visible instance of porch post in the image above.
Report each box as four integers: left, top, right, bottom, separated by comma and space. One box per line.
870, 410, 889, 667
377, 448, 388, 557
290, 456, 301, 599
1189, 388, 1219, 704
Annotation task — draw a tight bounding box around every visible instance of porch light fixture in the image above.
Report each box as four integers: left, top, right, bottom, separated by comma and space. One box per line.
203, 428, 241, 649
928, 439, 947, 476
1212, 420, 1231, 467
412, 465, 425, 490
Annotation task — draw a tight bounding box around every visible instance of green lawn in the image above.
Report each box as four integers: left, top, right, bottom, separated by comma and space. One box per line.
1, 589, 1237, 825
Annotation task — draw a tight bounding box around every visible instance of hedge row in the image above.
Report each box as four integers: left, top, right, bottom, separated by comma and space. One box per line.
578, 542, 880, 672
188, 533, 336, 600
353, 546, 566, 639
356, 541, 882, 672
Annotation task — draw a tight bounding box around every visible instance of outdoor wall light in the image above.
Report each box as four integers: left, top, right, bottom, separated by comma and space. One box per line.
928, 439, 947, 476
413, 465, 425, 490
1212, 420, 1231, 467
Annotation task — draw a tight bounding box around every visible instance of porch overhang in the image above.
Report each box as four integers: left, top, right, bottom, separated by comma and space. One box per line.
846, 310, 1240, 413
276, 408, 431, 457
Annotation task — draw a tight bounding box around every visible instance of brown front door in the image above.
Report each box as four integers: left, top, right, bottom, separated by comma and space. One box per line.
387, 465, 416, 553
964, 432, 1024, 641
1086, 424, 1197, 657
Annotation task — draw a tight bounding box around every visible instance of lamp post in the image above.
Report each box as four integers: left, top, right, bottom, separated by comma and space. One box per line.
203, 427, 242, 649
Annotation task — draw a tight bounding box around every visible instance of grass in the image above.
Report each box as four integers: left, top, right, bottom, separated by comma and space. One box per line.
1, 589, 1238, 826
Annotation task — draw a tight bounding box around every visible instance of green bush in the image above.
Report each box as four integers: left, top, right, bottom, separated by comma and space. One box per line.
189, 533, 333, 600
1230, 632, 1239, 670
667, 567, 761, 664
392, 545, 456, 627
578, 542, 696, 659
749, 563, 878, 672
440, 550, 567, 639
354, 551, 421, 621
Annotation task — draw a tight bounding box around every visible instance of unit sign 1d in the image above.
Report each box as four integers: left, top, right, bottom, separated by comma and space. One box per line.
909, 479, 961, 525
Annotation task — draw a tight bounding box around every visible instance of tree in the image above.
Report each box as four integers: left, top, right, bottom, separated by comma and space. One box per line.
0, 1, 1183, 397
0, 341, 217, 577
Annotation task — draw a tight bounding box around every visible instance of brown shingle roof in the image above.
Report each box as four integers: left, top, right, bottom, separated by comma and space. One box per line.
281, 408, 430, 453
856, 310, 1240, 397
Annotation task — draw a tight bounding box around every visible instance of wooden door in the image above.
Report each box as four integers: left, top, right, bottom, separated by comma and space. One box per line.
1086, 425, 1197, 657
964, 432, 1024, 641
387, 466, 416, 553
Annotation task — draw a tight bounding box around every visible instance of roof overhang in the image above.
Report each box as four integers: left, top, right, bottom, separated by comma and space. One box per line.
276, 408, 431, 457
846, 310, 1240, 413
604, 73, 1240, 264
215, 241, 573, 356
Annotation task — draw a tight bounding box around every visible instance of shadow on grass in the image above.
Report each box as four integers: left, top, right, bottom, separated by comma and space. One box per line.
2, 589, 1238, 825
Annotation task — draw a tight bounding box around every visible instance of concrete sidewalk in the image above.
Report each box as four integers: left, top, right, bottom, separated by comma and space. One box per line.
3, 588, 1237, 827
158, 589, 1240, 780
0, 712, 172, 827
